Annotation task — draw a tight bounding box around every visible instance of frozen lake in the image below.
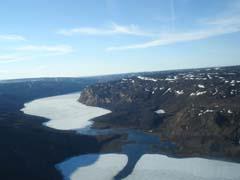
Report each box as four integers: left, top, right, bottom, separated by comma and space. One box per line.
124, 154, 240, 180
56, 153, 240, 180
21, 93, 240, 180
21, 93, 111, 130
57, 154, 128, 180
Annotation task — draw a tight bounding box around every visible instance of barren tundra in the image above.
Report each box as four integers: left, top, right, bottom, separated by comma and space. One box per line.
79, 66, 240, 159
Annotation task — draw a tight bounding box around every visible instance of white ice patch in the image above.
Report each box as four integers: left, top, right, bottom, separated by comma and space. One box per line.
175, 90, 184, 95
155, 109, 166, 114
204, 109, 214, 113
162, 88, 172, 95
230, 80, 235, 86
198, 84, 205, 89
137, 76, 158, 82
124, 154, 240, 180
190, 91, 207, 96
21, 93, 111, 130
184, 74, 195, 79
212, 88, 218, 96
57, 154, 128, 180
230, 90, 237, 95
195, 78, 207, 80
228, 110, 233, 114
165, 76, 177, 82
199, 109, 214, 116
145, 88, 150, 92
207, 74, 212, 79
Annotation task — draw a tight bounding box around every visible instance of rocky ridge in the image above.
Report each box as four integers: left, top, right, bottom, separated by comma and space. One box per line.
79, 66, 240, 158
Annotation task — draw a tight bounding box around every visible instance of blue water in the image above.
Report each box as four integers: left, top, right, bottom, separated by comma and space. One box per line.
77, 127, 176, 179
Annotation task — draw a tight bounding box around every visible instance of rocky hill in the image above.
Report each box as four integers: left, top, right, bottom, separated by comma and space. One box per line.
79, 66, 240, 158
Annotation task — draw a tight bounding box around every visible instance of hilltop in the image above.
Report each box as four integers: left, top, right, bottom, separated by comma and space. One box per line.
79, 66, 240, 158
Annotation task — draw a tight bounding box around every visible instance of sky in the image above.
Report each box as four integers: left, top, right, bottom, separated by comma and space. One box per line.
0, 0, 240, 80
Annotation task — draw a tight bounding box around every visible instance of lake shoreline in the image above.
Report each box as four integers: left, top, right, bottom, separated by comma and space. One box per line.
21, 92, 240, 180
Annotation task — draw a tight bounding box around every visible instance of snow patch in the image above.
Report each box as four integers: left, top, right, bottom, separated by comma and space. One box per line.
198, 84, 205, 89
204, 109, 214, 113
165, 76, 177, 82
212, 88, 218, 96
230, 89, 237, 95
162, 88, 172, 95
145, 88, 150, 92
155, 109, 166, 114
230, 80, 235, 86
207, 74, 212, 79
199, 109, 214, 116
190, 91, 207, 96
175, 90, 184, 95
228, 110, 233, 114
137, 76, 157, 82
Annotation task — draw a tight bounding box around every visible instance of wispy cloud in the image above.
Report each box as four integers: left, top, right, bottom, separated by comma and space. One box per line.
0, 55, 30, 63
0, 45, 73, 64
0, 34, 26, 41
105, 0, 240, 51
58, 23, 154, 37
204, 16, 240, 27
0, 70, 8, 74
16, 45, 74, 55
106, 26, 240, 51
107, 11, 240, 52
58, 1, 240, 52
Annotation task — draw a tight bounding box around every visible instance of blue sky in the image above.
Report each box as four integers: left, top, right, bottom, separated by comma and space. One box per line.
0, 0, 240, 80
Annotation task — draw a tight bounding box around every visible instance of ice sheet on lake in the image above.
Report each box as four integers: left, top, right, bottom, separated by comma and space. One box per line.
124, 154, 240, 180
57, 154, 128, 180
21, 93, 111, 130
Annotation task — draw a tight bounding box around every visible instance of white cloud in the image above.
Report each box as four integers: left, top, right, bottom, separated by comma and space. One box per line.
106, 26, 240, 51
107, 13, 240, 52
0, 45, 73, 64
58, 1, 240, 52
16, 45, 74, 55
205, 16, 240, 27
0, 70, 8, 74
58, 23, 154, 37
0, 34, 26, 41
0, 55, 30, 63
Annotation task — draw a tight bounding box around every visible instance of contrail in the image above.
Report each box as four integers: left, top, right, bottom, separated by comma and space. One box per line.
170, 0, 176, 32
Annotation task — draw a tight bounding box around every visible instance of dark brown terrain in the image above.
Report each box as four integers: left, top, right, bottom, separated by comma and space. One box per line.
79, 66, 240, 159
